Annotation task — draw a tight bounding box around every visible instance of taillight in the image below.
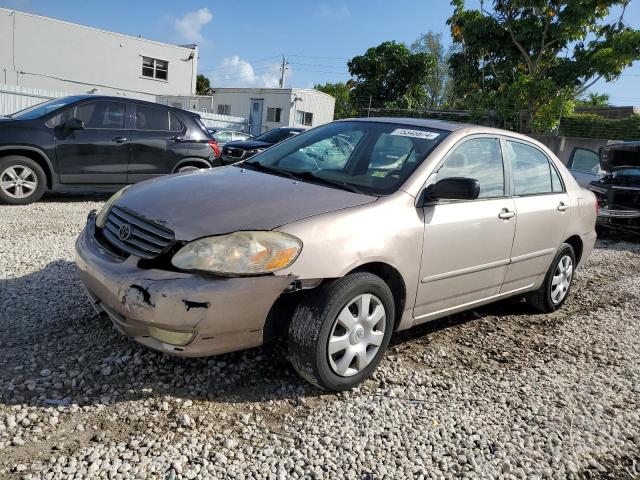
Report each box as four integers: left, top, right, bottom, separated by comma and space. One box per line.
207, 140, 220, 157
595, 200, 600, 215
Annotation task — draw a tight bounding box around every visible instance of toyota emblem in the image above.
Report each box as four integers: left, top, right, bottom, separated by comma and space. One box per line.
118, 223, 132, 241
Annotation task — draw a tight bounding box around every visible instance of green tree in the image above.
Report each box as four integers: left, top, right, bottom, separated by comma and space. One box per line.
410, 31, 458, 108
348, 41, 436, 110
576, 92, 611, 107
448, 0, 640, 131
196, 74, 211, 95
314, 81, 357, 119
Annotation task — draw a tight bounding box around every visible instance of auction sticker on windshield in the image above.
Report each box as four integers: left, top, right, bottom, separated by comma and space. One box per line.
390, 129, 440, 140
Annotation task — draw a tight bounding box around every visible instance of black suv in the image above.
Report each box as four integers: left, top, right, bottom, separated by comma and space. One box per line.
0, 95, 219, 205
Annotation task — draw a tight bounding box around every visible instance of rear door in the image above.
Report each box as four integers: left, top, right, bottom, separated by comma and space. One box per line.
414, 136, 517, 320
54, 100, 129, 184
501, 139, 571, 293
127, 104, 188, 182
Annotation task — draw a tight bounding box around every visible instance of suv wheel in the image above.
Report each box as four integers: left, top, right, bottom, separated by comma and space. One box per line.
527, 243, 576, 313
288, 272, 394, 391
0, 156, 46, 205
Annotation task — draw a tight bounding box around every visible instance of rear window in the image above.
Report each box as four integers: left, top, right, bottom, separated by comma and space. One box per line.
135, 105, 169, 131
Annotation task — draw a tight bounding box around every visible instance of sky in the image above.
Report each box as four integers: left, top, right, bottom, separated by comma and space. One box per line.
1, 0, 639, 105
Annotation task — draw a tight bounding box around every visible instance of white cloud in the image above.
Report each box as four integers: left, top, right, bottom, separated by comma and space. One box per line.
208, 56, 292, 88
174, 8, 213, 43
318, 3, 350, 19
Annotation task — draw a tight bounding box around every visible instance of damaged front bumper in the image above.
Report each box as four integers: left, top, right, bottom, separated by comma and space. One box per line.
74, 213, 296, 357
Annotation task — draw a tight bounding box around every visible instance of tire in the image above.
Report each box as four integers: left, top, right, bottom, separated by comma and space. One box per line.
288, 272, 395, 391
526, 243, 576, 313
0, 155, 47, 205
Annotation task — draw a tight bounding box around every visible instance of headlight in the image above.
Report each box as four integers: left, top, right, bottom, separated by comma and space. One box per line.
247, 148, 265, 155
96, 186, 129, 228
171, 231, 302, 275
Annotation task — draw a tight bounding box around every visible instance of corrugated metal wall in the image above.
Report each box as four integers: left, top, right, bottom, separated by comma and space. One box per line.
0, 83, 67, 116
0, 84, 249, 131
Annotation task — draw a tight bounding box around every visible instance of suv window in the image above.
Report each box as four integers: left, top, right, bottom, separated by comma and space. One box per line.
50, 101, 126, 129
169, 113, 183, 132
136, 105, 170, 131
507, 141, 562, 195
434, 138, 504, 198
569, 148, 600, 174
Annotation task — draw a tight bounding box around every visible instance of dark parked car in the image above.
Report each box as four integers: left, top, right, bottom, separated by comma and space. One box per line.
220, 127, 305, 164
207, 128, 253, 156
588, 141, 640, 234
0, 95, 220, 205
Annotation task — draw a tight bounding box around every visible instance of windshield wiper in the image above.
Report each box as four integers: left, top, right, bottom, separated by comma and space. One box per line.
243, 161, 368, 195
290, 170, 368, 195
242, 160, 299, 179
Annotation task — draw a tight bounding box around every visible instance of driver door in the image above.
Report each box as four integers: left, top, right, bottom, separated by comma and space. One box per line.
54, 100, 130, 184
414, 136, 517, 321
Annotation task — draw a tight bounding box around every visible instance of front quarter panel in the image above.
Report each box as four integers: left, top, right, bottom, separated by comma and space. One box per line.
276, 192, 424, 330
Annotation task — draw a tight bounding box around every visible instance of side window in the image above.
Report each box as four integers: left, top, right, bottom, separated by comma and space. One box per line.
507, 141, 556, 195
169, 113, 183, 132
74, 101, 126, 129
550, 164, 563, 192
136, 105, 170, 131
569, 148, 600, 174
435, 138, 504, 198
214, 131, 233, 143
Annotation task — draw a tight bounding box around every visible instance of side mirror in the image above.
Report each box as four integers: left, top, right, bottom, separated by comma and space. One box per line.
64, 118, 85, 131
421, 177, 480, 204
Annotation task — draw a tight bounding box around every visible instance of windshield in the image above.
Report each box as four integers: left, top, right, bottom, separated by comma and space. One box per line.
240, 121, 448, 196
9, 97, 81, 120
255, 129, 297, 143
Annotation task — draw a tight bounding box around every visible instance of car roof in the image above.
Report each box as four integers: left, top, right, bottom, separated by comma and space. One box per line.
60, 95, 193, 114
338, 117, 473, 132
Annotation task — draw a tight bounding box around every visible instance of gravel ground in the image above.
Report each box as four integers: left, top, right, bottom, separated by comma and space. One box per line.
0, 194, 639, 480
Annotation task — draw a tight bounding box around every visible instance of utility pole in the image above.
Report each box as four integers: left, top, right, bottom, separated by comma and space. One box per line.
367, 95, 372, 117
279, 56, 288, 88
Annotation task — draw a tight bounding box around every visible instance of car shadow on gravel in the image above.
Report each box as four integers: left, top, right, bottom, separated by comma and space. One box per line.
40, 192, 111, 203
0, 259, 568, 410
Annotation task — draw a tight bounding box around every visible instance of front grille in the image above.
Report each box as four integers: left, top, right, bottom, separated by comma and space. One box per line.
102, 206, 174, 260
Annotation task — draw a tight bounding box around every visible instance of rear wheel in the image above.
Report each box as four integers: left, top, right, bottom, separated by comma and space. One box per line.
526, 243, 575, 313
288, 272, 394, 391
0, 156, 46, 205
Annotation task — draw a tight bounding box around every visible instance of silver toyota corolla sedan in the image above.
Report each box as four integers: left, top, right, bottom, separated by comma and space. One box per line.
75, 118, 598, 391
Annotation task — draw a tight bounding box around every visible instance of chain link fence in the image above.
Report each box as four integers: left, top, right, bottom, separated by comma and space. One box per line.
354, 105, 640, 142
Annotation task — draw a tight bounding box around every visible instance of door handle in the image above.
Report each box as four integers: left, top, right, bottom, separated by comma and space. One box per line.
498, 208, 516, 220
171, 136, 183, 142
557, 202, 569, 212
112, 137, 128, 143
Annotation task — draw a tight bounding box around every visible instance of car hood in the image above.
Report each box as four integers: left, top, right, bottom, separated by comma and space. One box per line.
224, 139, 272, 150
600, 143, 640, 172
115, 166, 377, 240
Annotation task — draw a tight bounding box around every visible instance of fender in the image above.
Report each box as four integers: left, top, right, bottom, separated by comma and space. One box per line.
0, 144, 60, 187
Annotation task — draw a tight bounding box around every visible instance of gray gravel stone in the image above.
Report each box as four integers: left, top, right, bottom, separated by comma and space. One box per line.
0, 197, 639, 478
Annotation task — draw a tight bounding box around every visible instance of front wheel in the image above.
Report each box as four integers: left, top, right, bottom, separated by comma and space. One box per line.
288, 272, 395, 391
526, 243, 576, 313
0, 156, 46, 205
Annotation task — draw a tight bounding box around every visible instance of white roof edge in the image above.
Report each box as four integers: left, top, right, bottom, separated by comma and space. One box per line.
0, 7, 196, 51
209, 87, 335, 100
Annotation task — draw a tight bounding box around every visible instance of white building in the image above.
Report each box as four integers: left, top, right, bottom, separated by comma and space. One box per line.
0, 8, 198, 101
158, 88, 336, 135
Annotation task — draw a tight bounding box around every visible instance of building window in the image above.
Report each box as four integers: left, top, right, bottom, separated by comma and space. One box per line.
217, 104, 231, 116
267, 107, 282, 122
142, 56, 168, 80
296, 110, 313, 126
